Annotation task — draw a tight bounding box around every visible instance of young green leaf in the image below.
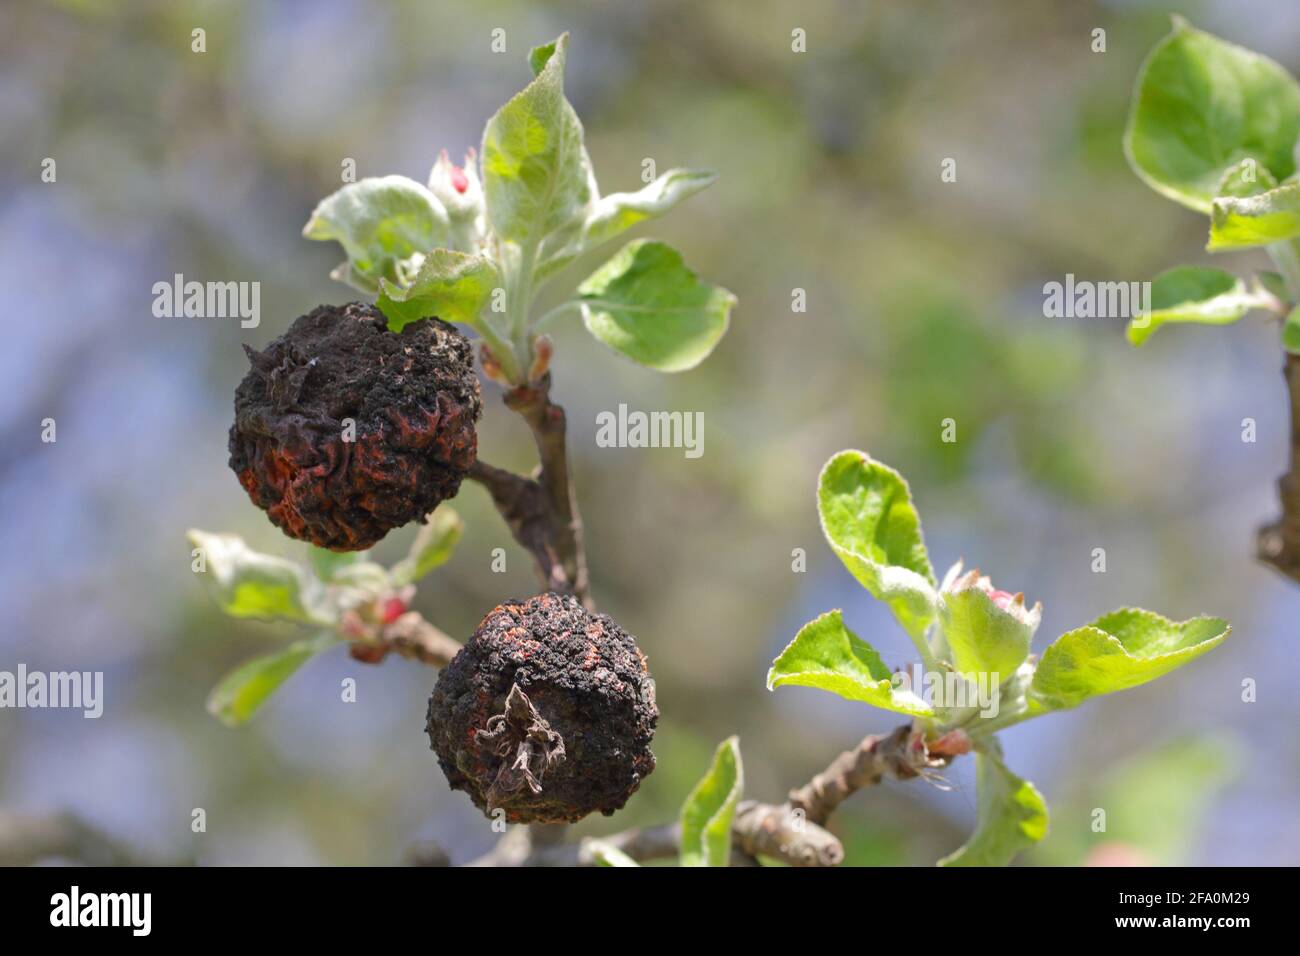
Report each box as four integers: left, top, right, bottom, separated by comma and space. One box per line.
1126, 265, 1272, 346
376, 250, 501, 333
1284, 305, 1300, 354
582, 169, 718, 249
1210, 182, 1300, 250
326, 560, 392, 596
390, 507, 464, 586
481, 33, 593, 246
187, 530, 333, 625
1125, 17, 1300, 214
679, 736, 743, 867
528, 37, 560, 76
1029, 608, 1230, 713
534, 169, 718, 283
767, 610, 934, 716
302, 175, 450, 292
585, 839, 641, 867
939, 750, 1048, 867
578, 239, 734, 371
207, 633, 339, 728
938, 586, 1034, 685
1258, 269, 1290, 301
817, 451, 938, 643
1214, 157, 1278, 199
307, 547, 369, 583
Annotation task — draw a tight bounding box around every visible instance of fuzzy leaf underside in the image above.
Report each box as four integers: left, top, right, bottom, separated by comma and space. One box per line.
303, 175, 450, 293
1127, 265, 1271, 346
481, 33, 593, 246
187, 530, 333, 626
1211, 182, 1300, 250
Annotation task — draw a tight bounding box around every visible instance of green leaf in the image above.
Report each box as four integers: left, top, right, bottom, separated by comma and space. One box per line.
585, 839, 640, 867
938, 587, 1034, 684
187, 530, 333, 625
679, 736, 743, 867
390, 507, 464, 586
1215, 157, 1278, 199
376, 250, 501, 333
1127, 266, 1271, 346
1284, 305, 1300, 354
306, 547, 372, 584
528, 38, 559, 77
1125, 17, 1300, 214
481, 33, 593, 246
578, 239, 734, 371
327, 561, 391, 596
1029, 608, 1230, 713
582, 169, 718, 249
534, 169, 719, 283
207, 633, 339, 727
939, 750, 1048, 867
1210, 182, 1300, 249
1258, 269, 1290, 301
303, 176, 449, 292
817, 450, 938, 642
767, 610, 934, 716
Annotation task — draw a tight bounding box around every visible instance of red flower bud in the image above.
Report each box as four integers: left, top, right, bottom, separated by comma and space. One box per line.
380, 596, 407, 625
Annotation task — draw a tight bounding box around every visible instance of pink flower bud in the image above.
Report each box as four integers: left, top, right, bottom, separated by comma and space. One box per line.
380, 596, 407, 625
940, 560, 1042, 632
1084, 843, 1154, 867
987, 589, 1018, 612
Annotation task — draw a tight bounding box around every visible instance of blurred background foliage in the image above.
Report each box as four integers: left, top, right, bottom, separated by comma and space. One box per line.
1, 0, 1296, 865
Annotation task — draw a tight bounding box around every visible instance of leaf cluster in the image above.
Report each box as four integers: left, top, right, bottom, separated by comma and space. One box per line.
303, 35, 734, 380
187, 508, 462, 725
1125, 17, 1300, 347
